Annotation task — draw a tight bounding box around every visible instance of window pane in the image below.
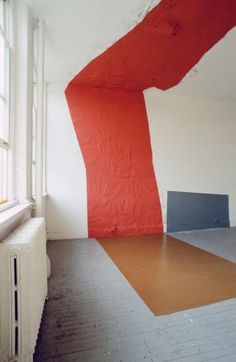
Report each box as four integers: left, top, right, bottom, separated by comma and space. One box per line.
0, 97, 4, 137
0, 97, 8, 143
0, 146, 8, 203
0, 1, 4, 31
0, 1, 9, 206
32, 105, 36, 197
0, 31, 5, 96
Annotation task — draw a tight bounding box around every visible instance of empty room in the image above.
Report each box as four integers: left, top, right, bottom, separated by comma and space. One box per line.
1, 0, 236, 361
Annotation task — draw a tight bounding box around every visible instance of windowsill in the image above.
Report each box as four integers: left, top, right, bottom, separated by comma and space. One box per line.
0, 201, 33, 231
0, 200, 18, 213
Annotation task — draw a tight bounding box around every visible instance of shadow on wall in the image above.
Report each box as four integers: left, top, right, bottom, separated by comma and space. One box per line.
46, 196, 87, 240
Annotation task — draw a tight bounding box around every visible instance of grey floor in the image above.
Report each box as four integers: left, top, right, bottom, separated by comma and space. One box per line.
34, 229, 236, 362
169, 226, 236, 263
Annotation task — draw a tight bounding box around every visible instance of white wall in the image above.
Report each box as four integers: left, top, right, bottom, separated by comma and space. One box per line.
46, 85, 236, 239
46, 82, 87, 239
144, 89, 236, 230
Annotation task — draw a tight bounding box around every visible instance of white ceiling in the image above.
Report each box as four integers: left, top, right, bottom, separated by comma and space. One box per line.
29, 0, 236, 101
29, 0, 160, 83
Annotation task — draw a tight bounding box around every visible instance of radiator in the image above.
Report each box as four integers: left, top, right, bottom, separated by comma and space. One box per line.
0, 218, 48, 362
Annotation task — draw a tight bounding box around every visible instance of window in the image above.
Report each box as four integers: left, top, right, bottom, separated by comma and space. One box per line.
0, 0, 11, 204
32, 82, 37, 197
31, 18, 47, 212
32, 21, 38, 199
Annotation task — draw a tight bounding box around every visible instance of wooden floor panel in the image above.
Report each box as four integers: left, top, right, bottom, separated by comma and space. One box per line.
98, 234, 236, 315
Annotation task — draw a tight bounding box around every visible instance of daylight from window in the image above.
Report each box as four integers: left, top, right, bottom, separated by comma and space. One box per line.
0, 0, 10, 204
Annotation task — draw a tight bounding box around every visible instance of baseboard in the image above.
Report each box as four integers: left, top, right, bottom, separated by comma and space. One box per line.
47, 231, 88, 240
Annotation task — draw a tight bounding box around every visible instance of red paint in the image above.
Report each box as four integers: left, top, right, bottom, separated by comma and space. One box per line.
71, 0, 236, 91
66, 0, 236, 237
66, 86, 163, 237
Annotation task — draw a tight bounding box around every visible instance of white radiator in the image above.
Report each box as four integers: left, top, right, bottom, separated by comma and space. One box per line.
0, 218, 48, 362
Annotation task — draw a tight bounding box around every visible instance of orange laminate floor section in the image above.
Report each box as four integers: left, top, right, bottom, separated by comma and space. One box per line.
98, 234, 236, 315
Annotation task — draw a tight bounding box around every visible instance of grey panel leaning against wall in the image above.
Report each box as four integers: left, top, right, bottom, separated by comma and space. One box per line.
167, 191, 229, 232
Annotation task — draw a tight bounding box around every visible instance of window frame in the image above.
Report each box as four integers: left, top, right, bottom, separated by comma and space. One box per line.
0, 0, 13, 207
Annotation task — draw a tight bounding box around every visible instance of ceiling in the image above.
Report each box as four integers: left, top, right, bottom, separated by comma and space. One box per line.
29, 0, 236, 101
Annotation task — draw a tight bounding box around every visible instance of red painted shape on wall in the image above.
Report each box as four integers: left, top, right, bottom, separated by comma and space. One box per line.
66, 86, 163, 237
71, 0, 236, 91
66, 0, 236, 237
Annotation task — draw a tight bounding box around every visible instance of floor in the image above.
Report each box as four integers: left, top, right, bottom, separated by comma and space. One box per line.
34, 229, 236, 362
98, 234, 236, 315
169, 227, 236, 263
